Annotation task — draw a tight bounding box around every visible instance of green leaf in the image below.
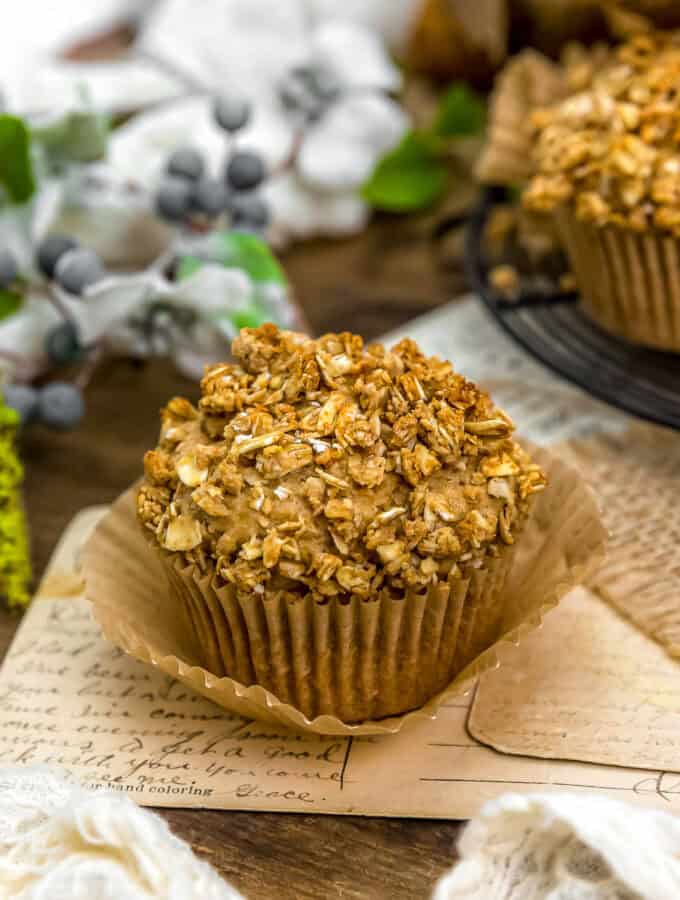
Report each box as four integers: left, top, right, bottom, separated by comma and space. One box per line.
434, 83, 486, 138
176, 256, 202, 281
177, 231, 287, 285
361, 132, 448, 212
0, 291, 22, 321
0, 116, 36, 204
32, 110, 109, 166
231, 306, 268, 330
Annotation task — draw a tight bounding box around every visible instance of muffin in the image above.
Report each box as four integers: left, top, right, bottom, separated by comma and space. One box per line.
476, 42, 613, 187
524, 31, 680, 350
137, 325, 546, 722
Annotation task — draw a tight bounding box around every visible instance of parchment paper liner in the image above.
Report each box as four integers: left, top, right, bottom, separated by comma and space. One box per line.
83, 446, 606, 736
557, 207, 680, 351
476, 49, 567, 186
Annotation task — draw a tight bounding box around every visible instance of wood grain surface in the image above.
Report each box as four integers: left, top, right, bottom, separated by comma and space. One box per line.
1, 223, 466, 899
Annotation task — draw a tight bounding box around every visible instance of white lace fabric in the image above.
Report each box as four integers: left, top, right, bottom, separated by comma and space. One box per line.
3, 767, 680, 898
434, 793, 680, 900
0, 768, 240, 899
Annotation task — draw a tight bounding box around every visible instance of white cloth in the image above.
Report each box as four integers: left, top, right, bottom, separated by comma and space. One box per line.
434, 793, 680, 900
2, 770, 680, 897
0, 768, 240, 899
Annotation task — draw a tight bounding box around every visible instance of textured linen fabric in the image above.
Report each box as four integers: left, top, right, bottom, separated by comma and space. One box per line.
435, 792, 680, 900
0, 767, 240, 900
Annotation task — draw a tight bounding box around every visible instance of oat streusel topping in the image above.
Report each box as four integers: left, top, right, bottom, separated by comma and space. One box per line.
524, 32, 680, 235
138, 326, 545, 604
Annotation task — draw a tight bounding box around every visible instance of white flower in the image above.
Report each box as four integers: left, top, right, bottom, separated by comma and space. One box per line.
305, 0, 421, 50
0, 263, 257, 382
0, 0, 170, 115
109, 0, 409, 242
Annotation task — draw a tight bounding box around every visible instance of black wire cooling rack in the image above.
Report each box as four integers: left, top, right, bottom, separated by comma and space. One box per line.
464, 187, 680, 430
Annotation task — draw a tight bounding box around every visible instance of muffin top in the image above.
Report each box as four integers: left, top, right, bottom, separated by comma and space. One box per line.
524, 32, 680, 235
138, 325, 545, 604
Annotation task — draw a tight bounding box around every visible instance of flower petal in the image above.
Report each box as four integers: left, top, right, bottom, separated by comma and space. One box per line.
139, 0, 308, 95
297, 93, 409, 190
169, 265, 253, 315
172, 325, 229, 380
109, 97, 226, 184
310, 20, 402, 91
265, 172, 368, 241
236, 101, 296, 171
6, 58, 179, 117
0, 295, 61, 361
109, 95, 294, 184
306, 0, 421, 50
74, 278, 152, 344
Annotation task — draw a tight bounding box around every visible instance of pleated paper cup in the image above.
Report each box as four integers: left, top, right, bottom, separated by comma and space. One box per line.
476, 49, 566, 186
83, 446, 606, 736
557, 207, 680, 351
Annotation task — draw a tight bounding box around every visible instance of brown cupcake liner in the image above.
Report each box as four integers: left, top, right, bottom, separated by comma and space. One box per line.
83, 446, 606, 735
159, 541, 519, 723
557, 208, 680, 351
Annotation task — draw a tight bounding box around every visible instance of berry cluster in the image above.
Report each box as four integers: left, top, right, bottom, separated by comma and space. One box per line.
155, 94, 270, 232
3, 381, 84, 431
0, 94, 290, 434
0, 234, 110, 430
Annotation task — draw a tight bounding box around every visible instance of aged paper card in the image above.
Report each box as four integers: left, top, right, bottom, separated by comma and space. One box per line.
558, 427, 680, 659
2, 511, 680, 817
469, 588, 680, 771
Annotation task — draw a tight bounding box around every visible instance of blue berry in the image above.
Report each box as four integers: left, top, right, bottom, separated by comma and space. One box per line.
213, 94, 251, 132
225, 151, 266, 191
229, 192, 270, 229
191, 177, 230, 218
45, 321, 82, 364
55, 248, 104, 295
37, 235, 78, 279
36, 382, 85, 430
156, 177, 193, 222
3, 384, 38, 426
0, 249, 19, 288
166, 147, 205, 181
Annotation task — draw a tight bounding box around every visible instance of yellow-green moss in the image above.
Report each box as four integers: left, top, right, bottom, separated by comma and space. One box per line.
0, 402, 30, 608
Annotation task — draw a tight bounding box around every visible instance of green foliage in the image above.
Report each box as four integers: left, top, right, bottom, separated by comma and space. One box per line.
231, 306, 267, 330
178, 231, 287, 286
32, 110, 110, 167
0, 115, 36, 204
433, 83, 486, 137
0, 402, 30, 608
214, 231, 286, 285
363, 80, 486, 213
0, 291, 22, 322
361, 132, 448, 212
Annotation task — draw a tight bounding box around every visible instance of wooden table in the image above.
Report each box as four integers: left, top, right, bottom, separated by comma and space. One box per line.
2, 220, 467, 899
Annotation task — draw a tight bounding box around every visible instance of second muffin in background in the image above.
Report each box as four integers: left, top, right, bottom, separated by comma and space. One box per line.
524, 31, 680, 351
137, 325, 546, 722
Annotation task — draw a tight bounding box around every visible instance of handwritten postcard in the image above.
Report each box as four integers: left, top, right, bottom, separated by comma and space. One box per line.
0, 510, 680, 818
